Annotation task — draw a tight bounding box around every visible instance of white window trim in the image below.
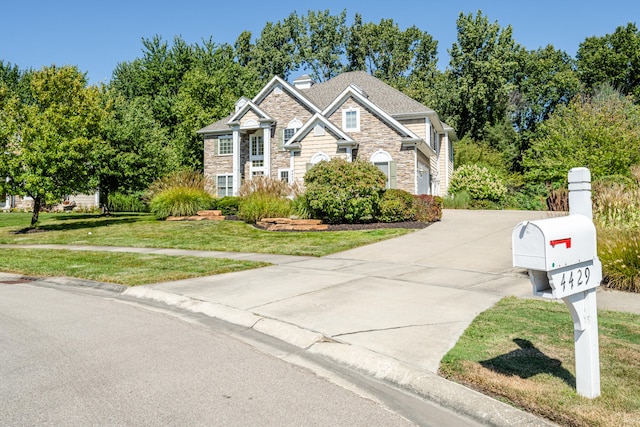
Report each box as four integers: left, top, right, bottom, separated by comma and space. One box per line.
370, 150, 393, 189
216, 174, 233, 197
310, 152, 330, 165
218, 136, 233, 156
278, 168, 291, 184
342, 107, 360, 132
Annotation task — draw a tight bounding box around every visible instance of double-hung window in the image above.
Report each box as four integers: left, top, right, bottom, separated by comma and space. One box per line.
342, 108, 360, 132
217, 174, 233, 197
217, 136, 232, 155
283, 128, 298, 144
279, 169, 290, 183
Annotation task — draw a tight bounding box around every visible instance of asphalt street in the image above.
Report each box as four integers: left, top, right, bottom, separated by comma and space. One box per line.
0, 280, 483, 426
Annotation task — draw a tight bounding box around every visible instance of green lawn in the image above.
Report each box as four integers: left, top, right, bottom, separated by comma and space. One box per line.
0, 212, 414, 257
440, 297, 640, 427
0, 248, 268, 286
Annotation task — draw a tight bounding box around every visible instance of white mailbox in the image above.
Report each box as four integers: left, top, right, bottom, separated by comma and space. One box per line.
512, 215, 601, 299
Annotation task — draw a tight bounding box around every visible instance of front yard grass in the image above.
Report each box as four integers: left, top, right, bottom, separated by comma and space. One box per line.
0, 213, 414, 257
440, 297, 640, 427
0, 248, 268, 286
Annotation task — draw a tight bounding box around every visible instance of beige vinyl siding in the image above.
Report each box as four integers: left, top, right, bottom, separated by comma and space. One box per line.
293, 131, 348, 184
399, 118, 427, 140
239, 109, 261, 126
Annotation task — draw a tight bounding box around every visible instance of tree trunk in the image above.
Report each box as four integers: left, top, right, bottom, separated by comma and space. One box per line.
30, 196, 42, 227
100, 187, 110, 215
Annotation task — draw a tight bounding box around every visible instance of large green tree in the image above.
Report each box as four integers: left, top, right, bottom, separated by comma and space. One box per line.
0, 65, 104, 226
97, 93, 178, 209
441, 11, 520, 140
523, 85, 640, 185
291, 9, 348, 82
577, 23, 640, 100
496, 45, 582, 171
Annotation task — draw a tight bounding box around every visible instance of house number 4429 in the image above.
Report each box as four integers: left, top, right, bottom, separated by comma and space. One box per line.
560, 267, 591, 292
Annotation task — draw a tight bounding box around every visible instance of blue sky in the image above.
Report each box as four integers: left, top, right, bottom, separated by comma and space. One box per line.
2, 1, 639, 85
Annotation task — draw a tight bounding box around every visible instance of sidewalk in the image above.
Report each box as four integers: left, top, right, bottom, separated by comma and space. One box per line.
3, 209, 638, 426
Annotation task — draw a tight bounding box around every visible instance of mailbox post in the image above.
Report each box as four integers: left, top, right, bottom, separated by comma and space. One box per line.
512, 167, 601, 398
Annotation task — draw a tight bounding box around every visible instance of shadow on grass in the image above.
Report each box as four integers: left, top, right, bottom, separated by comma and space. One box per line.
13, 214, 149, 233
480, 338, 576, 388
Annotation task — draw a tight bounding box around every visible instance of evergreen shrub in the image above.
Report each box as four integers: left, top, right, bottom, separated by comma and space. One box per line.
378, 189, 415, 222
304, 158, 386, 223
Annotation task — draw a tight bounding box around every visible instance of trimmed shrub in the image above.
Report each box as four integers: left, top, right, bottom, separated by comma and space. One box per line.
215, 196, 241, 216
449, 164, 507, 203
378, 189, 415, 222
304, 158, 386, 223
149, 187, 215, 219
413, 195, 443, 222
238, 193, 292, 223
107, 192, 148, 213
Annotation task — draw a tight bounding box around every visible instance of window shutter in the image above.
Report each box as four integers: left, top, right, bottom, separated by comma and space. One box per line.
389, 161, 397, 189
277, 129, 284, 151
213, 138, 218, 155
306, 163, 313, 172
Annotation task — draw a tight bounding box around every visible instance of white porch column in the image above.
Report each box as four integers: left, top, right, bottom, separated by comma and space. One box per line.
262, 124, 271, 177
232, 128, 241, 195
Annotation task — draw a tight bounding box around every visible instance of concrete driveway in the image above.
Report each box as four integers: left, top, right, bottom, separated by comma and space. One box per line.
141, 209, 550, 373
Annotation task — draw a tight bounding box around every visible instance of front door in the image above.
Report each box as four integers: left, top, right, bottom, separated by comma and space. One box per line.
250, 134, 265, 177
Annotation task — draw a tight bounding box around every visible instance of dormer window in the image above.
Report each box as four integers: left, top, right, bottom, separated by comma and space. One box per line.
342, 108, 360, 132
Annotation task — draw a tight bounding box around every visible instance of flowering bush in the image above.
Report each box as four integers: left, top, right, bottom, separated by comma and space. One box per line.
448, 164, 507, 202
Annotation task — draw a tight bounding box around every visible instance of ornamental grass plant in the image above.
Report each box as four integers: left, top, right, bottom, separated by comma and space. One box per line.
593, 169, 640, 292
147, 170, 215, 219
237, 176, 296, 223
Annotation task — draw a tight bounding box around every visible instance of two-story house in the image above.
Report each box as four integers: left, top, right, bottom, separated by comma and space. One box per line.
197, 71, 456, 197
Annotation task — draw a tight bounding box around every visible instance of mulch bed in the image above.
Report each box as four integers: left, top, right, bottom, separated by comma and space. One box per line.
251, 220, 432, 231
324, 221, 431, 231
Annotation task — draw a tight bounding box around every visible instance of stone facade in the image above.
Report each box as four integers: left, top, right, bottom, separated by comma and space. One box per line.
258, 87, 315, 177
329, 98, 416, 193
198, 72, 455, 197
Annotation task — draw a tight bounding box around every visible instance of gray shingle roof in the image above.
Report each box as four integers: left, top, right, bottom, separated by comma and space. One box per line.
197, 71, 438, 134
197, 114, 233, 134
302, 71, 433, 116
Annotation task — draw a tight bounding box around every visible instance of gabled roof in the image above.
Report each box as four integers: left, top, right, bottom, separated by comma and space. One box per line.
322, 84, 421, 140
253, 75, 321, 114
302, 71, 434, 117
285, 113, 354, 149
227, 99, 273, 125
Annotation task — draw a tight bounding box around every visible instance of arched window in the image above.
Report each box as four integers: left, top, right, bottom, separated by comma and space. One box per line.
310, 152, 330, 164
370, 150, 396, 189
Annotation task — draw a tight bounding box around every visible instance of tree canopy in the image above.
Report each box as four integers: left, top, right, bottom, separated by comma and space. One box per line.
2, 8, 640, 210
523, 85, 640, 185
0, 65, 104, 225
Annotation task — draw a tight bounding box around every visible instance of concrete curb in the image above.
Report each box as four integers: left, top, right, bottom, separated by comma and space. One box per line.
4, 272, 553, 426
125, 287, 554, 427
